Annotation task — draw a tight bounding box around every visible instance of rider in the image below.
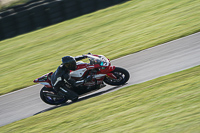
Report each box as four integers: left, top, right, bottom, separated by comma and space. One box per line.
51, 55, 91, 101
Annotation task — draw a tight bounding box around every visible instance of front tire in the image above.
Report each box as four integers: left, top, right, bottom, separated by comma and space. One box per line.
40, 87, 68, 105
104, 67, 130, 85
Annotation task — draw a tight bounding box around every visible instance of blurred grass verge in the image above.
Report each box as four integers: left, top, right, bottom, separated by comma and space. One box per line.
0, 0, 30, 11
0, 0, 200, 95
0, 65, 199, 132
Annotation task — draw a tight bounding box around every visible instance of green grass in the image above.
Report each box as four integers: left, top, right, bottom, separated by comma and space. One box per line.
0, 0, 200, 95
1, 65, 199, 132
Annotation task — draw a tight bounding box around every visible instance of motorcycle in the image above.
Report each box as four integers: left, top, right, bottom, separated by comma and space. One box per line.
33, 54, 130, 105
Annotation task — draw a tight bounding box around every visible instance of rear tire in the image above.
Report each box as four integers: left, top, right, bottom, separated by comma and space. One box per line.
104, 67, 130, 85
40, 87, 68, 105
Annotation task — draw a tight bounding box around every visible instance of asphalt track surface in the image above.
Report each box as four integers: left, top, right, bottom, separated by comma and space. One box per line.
0, 32, 200, 127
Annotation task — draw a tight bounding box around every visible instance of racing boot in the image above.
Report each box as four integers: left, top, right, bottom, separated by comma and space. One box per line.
59, 86, 79, 102
84, 75, 93, 82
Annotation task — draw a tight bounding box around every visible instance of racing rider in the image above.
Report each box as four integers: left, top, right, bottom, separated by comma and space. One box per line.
51, 55, 91, 102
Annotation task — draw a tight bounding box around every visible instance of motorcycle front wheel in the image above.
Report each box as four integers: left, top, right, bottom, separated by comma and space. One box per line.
104, 67, 130, 86
40, 87, 68, 105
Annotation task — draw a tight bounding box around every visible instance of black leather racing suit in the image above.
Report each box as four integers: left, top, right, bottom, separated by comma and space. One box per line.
51, 55, 86, 100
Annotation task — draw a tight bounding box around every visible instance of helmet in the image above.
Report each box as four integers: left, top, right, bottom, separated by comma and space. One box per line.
62, 56, 77, 71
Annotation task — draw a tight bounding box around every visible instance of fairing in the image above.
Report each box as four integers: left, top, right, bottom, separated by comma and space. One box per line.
33, 55, 116, 88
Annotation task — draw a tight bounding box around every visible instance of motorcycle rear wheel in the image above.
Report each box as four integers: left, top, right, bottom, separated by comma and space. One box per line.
40, 87, 68, 105
104, 67, 130, 85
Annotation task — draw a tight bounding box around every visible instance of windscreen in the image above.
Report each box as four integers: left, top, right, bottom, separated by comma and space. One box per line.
87, 55, 110, 66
